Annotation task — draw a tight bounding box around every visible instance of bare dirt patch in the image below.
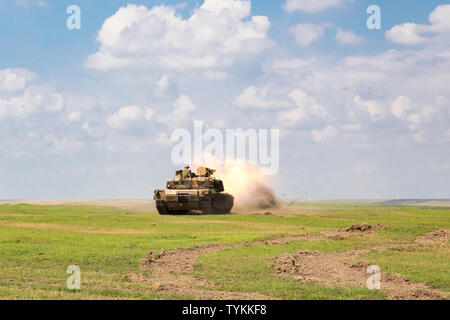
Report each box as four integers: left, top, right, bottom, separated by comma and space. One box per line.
262, 233, 322, 245
133, 229, 368, 299
270, 249, 447, 300
135, 244, 275, 300
140, 250, 167, 266
270, 230, 450, 300
415, 229, 449, 246
324, 223, 389, 240
133, 232, 326, 300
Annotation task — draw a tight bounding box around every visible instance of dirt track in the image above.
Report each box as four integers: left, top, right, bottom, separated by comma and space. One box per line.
134, 235, 315, 300
135, 227, 449, 300
271, 228, 450, 300
135, 244, 275, 300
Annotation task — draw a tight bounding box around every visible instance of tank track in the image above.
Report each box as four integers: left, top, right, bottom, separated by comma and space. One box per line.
155, 194, 234, 215
209, 193, 234, 214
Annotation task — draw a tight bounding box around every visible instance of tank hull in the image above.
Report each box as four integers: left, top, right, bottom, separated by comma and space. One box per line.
154, 189, 234, 215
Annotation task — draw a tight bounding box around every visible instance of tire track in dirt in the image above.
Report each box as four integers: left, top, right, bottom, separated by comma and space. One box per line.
132, 225, 449, 300
134, 244, 276, 300
133, 234, 315, 300
131, 226, 381, 300
270, 228, 450, 300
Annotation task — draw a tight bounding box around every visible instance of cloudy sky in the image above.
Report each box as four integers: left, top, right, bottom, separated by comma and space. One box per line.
0, 0, 449, 199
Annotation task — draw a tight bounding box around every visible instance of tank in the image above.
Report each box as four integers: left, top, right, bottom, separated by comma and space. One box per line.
153, 166, 234, 215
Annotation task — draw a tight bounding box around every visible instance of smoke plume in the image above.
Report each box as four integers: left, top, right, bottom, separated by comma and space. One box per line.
193, 158, 280, 210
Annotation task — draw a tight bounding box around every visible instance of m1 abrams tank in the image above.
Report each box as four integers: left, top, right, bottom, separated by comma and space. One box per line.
153, 166, 234, 215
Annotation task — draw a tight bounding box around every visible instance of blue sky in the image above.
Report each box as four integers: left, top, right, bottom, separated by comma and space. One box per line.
0, 0, 449, 199
1, 1, 446, 77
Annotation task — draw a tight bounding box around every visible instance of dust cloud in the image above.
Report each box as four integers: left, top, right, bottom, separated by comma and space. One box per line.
194, 159, 280, 210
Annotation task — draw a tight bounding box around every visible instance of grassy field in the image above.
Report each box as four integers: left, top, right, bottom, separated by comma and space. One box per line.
0, 202, 448, 300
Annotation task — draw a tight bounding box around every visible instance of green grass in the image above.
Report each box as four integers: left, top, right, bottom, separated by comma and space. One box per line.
359, 245, 450, 291
194, 241, 387, 300
0, 203, 449, 299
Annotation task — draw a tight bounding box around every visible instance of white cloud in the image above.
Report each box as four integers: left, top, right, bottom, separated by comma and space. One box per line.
159, 94, 196, 126
0, 68, 37, 92
43, 134, 85, 155
107, 105, 142, 129
235, 86, 288, 109
391, 96, 438, 130
284, 0, 352, 13
42, 133, 86, 155
81, 121, 104, 139
391, 96, 411, 119
386, 4, 450, 45
278, 89, 327, 125
290, 25, 361, 47
429, 4, 450, 32
336, 28, 362, 45
155, 132, 173, 147
386, 23, 427, 45
1, 3, 449, 200
0, 68, 64, 120
82, 122, 95, 136
156, 75, 170, 93
68, 111, 81, 123
46, 92, 64, 112
312, 125, 337, 143
354, 96, 384, 120
289, 24, 325, 46
172, 94, 195, 123
264, 58, 316, 75
0, 85, 64, 120
86, 1, 272, 72
278, 106, 307, 125
261, 6, 450, 144
289, 89, 327, 118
